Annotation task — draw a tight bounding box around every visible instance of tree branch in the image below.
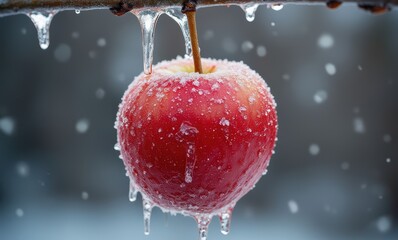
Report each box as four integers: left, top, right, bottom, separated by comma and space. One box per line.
0, 0, 396, 17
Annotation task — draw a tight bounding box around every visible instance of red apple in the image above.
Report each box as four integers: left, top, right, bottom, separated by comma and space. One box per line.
116, 57, 277, 216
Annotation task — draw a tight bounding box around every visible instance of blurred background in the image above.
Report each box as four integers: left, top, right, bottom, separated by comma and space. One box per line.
0, 3, 397, 240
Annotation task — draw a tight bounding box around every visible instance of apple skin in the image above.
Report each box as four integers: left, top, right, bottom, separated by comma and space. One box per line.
117, 57, 277, 215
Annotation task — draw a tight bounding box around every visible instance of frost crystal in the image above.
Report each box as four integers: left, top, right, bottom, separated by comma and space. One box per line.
219, 118, 230, 127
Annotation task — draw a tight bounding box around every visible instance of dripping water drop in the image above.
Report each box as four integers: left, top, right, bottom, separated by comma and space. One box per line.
132, 9, 163, 75
26, 10, 58, 50
75, 9, 81, 14
240, 3, 259, 22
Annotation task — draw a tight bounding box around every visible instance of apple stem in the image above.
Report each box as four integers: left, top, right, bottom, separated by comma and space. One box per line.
183, 2, 203, 74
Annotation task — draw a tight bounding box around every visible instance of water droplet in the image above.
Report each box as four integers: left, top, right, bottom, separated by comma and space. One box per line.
203, 30, 214, 40
353, 117, 366, 134
0, 116, 15, 135
16, 208, 24, 217
317, 33, 334, 49
219, 208, 233, 235
222, 37, 238, 54
75, 118, 90, 133
54, 43, 72, 62
142, 198, 153, 235
195, 215, 211, 240
165, 7, 192, 57
132, 9, 163, 74
241, 40, 254, 53
270, 3, 284, 11
326, 0, 342, 9
282, 74, 290, 81
95, 88, 106, 99
288, 200, 299, 214
88, 50, 97, 59
325, 63, 337, 75
309, 144, 320, 155
341, 161, 350, 170
16, 162, 30, 177
114, 143, 121, 151
386, 158, 391, 163
383, 134, 391, 143
256, 45, 267, 57
376, 215, 391, 233
26, 11, 58, 50
129, 180, 138, 202
97, 38, 107, 47
240, 3, 259, 22
71, 31, 80, 39
81, 191, 89, 200
313, 90, 328, 104
75, 9, 81, 14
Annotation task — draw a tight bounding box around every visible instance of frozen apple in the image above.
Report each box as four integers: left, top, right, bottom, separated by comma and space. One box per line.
116, 57, 277, 235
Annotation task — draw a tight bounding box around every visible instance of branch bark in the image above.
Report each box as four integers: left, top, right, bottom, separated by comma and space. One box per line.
0, 0, 396, 17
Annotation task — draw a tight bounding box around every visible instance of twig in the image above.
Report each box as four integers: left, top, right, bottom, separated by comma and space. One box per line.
0, 0, 396, 17
183, 1, 202, 74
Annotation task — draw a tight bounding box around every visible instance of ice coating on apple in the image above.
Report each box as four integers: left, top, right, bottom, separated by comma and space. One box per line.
115, 57, 278, 240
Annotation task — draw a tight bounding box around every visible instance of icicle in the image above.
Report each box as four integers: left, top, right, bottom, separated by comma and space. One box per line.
26, 10, 58, 50
142, 198, 153, 235
185, 143, 196, 183
240, 3, 259, 22
165, 7, 192, 57
132, 9, 163, 75
195, 215, 211, 240
129, 180, 138, 202
219, 207, 233, 235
